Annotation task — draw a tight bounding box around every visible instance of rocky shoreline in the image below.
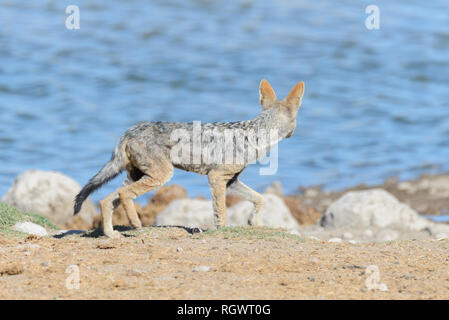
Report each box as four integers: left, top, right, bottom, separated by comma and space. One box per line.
293, 173, 449, 217
1, 170, 449, 243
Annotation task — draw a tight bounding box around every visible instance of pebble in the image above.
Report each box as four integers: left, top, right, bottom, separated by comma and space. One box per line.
193, 266, 212, 272
378, 283, 389, 292
14, 244, 40, 250
288, 230, 301, 236
328, 237, 343, 243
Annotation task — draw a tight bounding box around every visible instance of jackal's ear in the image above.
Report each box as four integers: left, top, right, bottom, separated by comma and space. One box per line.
285, 81, 305, 108
259, 79, 277, 110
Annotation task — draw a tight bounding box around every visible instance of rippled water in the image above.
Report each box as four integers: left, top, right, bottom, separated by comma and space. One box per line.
0, 0, 448, 203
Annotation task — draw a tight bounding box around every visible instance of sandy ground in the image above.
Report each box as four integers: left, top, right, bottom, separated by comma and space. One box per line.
1, 226, 449, 300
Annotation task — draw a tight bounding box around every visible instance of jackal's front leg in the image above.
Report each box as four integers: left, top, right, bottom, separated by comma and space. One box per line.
208, 171, 227, 229
227, 179, 264, 226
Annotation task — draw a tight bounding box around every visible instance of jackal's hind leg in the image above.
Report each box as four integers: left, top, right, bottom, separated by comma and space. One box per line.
100, 175, 142, 235
99, 191, 121, 239
121, 175, 142, 229
227, 179, 264, 226
118, 172, 172, 231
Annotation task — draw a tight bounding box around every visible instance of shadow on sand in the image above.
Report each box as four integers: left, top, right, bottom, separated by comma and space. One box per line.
53, 225, 204, 239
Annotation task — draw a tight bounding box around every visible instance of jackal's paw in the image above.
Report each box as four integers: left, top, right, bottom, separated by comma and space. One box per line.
105, 230, 122, 239
130, 221, 142, 229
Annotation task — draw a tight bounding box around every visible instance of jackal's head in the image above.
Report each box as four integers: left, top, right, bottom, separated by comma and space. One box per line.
259, 79, 305, 138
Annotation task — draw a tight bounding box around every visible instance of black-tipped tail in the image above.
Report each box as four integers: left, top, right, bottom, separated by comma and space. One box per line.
74, 182, 101, 215
74, 150, 125, 215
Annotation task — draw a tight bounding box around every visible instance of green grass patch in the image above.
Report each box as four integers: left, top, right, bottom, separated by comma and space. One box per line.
197, 226, 304, 242
0, 202, 59, 237
80, 226, 304, 241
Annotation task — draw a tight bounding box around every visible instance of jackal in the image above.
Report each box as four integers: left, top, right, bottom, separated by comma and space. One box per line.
74, 80, 305, 238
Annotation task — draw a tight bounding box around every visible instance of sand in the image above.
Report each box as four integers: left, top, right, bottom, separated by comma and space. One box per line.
1, 227, 449, 300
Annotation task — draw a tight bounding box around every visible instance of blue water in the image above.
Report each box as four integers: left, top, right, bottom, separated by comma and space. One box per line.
0, 1, 448, 203
426, 215, 449, 223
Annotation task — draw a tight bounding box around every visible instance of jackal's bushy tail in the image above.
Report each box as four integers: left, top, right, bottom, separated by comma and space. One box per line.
74, 147, 126, 215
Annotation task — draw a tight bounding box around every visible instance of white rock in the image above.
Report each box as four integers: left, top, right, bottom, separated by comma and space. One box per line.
346, 240, 358, 244
328, 237, 343, 243
320, 189, 429, 231
433, 233, 449, 240
14, 222, 48, 236
155, 194, 299, 230
342, 232, 353, 240
154, 199, 214, 229
376, 229, 399, 242
307, 236, 321, 241
2, 170, 98, 226
227, 194, 300, 229
425, 223, 449, 237
363, 229, 374, 238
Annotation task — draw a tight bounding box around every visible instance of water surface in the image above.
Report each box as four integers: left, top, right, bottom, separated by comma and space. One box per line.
0, 0, 448, 203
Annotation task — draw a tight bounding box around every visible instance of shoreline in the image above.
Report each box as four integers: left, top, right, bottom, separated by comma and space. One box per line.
290, 171, 449, 216
2, 171, 449, 241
